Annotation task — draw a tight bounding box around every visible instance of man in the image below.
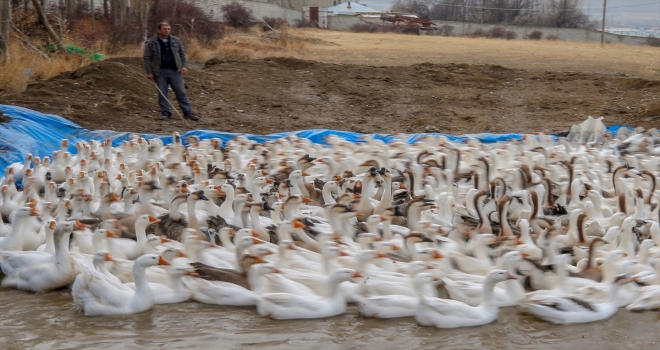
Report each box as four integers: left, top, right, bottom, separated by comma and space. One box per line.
143, 22, 199, 121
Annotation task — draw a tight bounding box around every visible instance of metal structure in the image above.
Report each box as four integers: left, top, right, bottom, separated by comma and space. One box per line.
380, 14, 438, 32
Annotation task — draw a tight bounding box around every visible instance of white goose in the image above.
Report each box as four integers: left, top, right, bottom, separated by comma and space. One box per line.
72, 254, 170, 316
257, 268, 361, 320
523, 275, 633, 324
415, 270, 517, 328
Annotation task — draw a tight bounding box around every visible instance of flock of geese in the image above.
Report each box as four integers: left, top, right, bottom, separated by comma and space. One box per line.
0, 117, 658, 327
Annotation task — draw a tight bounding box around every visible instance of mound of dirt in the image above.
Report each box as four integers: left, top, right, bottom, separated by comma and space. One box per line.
2, 57, 659, 135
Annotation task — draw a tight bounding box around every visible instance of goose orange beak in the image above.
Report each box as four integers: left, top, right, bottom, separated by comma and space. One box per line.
265, 178, 274, 184
391, 245, 401, 251
432, 251, 443, 259
158, 256, 170, 266
49, 221, 57, 230
252, 238, 262, 244
292, 219, 306, 229
177, 250, 188, 258
255, 256, 267, 263
29, 208, 40, 216
106, 231, 118, 238
353, 272, 363, 278
302, 197, 314, 203
74, 220, 88, 230
301, 172, 310, 177
339, 250, 351, 257
506, 273, 518, 280
103, 252, 114, 262
521, 252, 531, 258
380, 216, 389, 222
399, 183, 408, 190
251, 230, 260, 238
148, 216, 160, 223
160, 237, 172, 243
376, 252, 388, 258
185, 271, 199, 276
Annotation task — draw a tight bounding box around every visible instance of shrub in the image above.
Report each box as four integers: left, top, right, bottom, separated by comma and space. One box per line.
399, 25, 420, 35
546, 34, 559, 41
488, 26, 507, 39
150, 0, 225, 45
262, 17, 286, 31
504, 30, 517, 40
441, 24, 454, 36
647, 36, 660, 47
470, 28, 488, 38
294, 19, 316, 28
220, 1, 256, 29
528, 30, 543, 40
349, 22, 380, 33
108, 19, 144, 52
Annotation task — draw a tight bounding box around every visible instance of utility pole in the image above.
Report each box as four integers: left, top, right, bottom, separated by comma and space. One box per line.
600, 0, 607, 47
0, 0, 10, 64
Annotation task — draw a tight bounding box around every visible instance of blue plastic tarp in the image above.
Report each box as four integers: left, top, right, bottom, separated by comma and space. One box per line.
0, 104, 633, 176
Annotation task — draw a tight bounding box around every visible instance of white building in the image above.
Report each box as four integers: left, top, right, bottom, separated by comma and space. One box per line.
326, 1, 379, 15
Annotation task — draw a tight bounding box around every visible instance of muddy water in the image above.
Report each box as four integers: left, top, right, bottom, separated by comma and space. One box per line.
1, 289, 658, 350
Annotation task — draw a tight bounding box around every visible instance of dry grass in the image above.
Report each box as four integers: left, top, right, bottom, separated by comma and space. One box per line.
1, 27, 657, 95
273, 29, 660, 79
213, 26, 308, 60
0, 42, 89, 94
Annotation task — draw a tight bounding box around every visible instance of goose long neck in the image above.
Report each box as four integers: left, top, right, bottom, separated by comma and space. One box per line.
135, 219, 149, 244
322, 185, 336, 204
131, 263, 152, 299
475, 196, 491, 232
249, 208, 269, 241
54, 230, 72, 262
277, 223, 294, 242
123, 195, 134, 214
169, 196, 186, 220
480, 279, 499, 307
499, 200, 512, 236
326, 276, 345, 299
382, 220, 392, 240
608, 282, 621, 303
187, 196, 201, 230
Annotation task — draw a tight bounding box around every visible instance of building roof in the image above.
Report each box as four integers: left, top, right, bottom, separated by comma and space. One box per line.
327, 1, 380, 15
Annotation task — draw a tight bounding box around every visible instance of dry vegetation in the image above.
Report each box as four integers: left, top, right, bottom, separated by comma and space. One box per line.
123, 27, 660, 79
1, 26, 658, 96
255, 29, 660, 79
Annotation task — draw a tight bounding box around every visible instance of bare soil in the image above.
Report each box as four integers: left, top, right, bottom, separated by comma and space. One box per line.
2, 56, 659, 135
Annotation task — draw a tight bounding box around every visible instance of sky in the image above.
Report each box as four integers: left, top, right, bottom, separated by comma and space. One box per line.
584, 0, 660, 26
358, 0, 660, 27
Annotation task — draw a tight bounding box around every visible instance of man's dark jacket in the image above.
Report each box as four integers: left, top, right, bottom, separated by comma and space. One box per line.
143, 35, 186, 75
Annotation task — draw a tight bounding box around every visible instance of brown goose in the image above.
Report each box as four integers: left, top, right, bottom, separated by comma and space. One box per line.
191, 254, 266, 290
190, 235, 265, 289
601, 165, 630, 198
575, 238, 607, 282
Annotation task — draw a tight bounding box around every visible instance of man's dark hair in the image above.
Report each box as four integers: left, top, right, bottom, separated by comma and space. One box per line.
157, 22, 171, 30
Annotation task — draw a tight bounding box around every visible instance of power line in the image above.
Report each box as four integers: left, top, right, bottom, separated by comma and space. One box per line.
426, 1, 660, 12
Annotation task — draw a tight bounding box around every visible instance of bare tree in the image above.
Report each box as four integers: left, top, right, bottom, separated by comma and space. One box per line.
0, 0, 9, 63
391, 0, 590, 28
31, 0, 69, 54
